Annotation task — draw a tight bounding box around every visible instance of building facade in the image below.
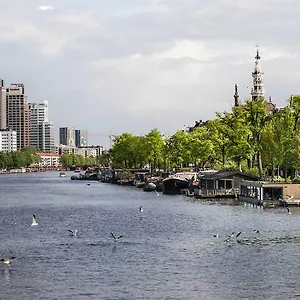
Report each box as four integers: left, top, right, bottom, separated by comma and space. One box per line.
6, 84, 30, 149
75, 129, 88, 147
39, 121, 55, 153
54, 144, 103, 157
29, 100, 54, 152
35, 152, 61, 168
0, 129, 17, 152
59, 127, 75, 146
0, 80, 6, 129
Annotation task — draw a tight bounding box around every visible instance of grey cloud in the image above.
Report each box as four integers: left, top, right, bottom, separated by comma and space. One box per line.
0, 0, 299, 147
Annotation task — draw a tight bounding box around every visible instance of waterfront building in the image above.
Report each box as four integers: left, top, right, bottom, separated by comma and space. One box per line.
54, 144, 103, 158
59, 127, 75, 146
0, 129, 17, 152
6, 84, 30, 149
75, 129, 88, 147
35, 152, 61, 168
29, 100, 55, 152
0, 79, 6, 129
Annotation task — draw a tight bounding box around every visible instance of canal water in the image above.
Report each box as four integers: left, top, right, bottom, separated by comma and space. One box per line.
1, 172, 300, 300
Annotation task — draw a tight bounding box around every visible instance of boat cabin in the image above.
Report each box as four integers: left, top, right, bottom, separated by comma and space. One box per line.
239, 180, 300, 206
195, 171, 259, 198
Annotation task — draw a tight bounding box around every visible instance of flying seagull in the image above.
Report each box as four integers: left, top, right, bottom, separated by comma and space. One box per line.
68, 229, 79, 237
31, 214, 38, 226
236, 232, 243, 238
0, 256, 15, 265
111, 232, 122, 242
286, 194, 294, 201
139, 206, 143, 213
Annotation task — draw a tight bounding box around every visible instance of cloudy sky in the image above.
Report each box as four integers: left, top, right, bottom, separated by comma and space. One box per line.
1, 0, 299, 147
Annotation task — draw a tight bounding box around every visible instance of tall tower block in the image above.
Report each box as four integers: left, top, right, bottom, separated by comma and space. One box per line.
251, 46, 265, 101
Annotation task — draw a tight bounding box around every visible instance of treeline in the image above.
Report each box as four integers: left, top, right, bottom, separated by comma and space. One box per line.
0, 148, 41, 169
108, 96, 300, 181
59, 153, 104, 168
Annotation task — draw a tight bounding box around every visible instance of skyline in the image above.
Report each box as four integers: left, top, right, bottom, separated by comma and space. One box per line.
0, 1, 299, 148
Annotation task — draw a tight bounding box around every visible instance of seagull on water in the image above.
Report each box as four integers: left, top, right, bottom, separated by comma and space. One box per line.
0, 256, 15, 265
154, 190, 160, 196
139, 206, 143, 213
213, 234, 219, 238
87, 183, 91, 186
111, 232, 122, 242
254, 230, 260, 234
31, 214, 38, 226
68, 229, 79, 237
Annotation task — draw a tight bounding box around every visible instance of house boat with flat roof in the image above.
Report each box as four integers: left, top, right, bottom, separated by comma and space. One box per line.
194, 171, 259, 199
239, 180, 300, 207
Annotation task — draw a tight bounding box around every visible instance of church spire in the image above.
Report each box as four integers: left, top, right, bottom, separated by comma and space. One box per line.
234, 84, 239, 106
251, 46, 265, 101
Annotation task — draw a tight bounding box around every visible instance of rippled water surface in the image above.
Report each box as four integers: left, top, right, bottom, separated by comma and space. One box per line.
1, 172, 300, 300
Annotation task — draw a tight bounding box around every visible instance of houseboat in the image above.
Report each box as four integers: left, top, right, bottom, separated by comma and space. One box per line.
239, 180, 300, 207
194, 171, 259, 199
162, 172, 197, 195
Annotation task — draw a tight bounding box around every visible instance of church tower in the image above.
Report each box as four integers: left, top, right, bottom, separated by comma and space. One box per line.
234, 84, 239, 107
251, 46, 265, 101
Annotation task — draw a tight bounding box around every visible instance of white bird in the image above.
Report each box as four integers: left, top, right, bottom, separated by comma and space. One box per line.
286, 194, 294, 201
0, 256, 15, 265
139, 206, 143, 213
68, 229, 79, 237
154, 190, 159, 196
287, 207, 292, 215
111, 232, 122, 242
31, 214, 38, 226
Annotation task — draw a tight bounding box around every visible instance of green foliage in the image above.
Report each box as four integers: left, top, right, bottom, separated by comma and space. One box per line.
0, 148, 41, 169
59, 153, 97, 168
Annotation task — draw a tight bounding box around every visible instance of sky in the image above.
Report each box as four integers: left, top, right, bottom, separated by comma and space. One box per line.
1, 0, 300, 148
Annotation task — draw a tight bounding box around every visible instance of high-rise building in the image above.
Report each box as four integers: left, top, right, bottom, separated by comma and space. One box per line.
75, 129, 88, 147
6, 84, 30, 149
59, 127, 75, 146
0, 80, 6, 129
39, 121, 55, 153
29, 100, 54, 152
0, 129, 17, 152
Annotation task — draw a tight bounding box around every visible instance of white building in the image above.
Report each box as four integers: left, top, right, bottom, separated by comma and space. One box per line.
54, 145, 103, 158
0, 129, 17, 152
29, 100, 54, 153
36, 152, 61, 167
